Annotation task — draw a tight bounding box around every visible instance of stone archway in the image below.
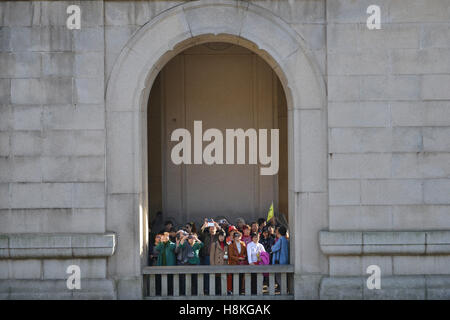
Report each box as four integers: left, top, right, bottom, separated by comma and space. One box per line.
105, 0, 327, 299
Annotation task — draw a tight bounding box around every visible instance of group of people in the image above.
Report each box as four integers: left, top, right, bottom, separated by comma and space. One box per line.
148, 216, 289, 294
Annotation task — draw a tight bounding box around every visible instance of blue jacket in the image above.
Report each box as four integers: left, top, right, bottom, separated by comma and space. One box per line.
271, 236, 289, 265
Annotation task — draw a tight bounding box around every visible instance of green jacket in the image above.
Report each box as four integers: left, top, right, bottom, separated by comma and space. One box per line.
155, 241, 176, 266
180, 241, 204, 265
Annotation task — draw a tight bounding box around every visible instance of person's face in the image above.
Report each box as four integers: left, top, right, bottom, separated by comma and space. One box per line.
209, 226, 216, 235
263, 231, 268, 239
185, 225, 192, 232
155, 235, 161, 244
188, 237, 195, 245
252, 235, 259, 243
233, 233, 241, 242
218, 234, 225, 242
251, 224, 258, 232
161, 234, 169, 242
243, 228, 250, 236
237, 221, 244, 228
268, 227, 274, 235
260, 221, 266, 228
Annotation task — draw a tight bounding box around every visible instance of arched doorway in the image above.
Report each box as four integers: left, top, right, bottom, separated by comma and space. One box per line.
147, 42, 288, 232
105, 0, 327, 299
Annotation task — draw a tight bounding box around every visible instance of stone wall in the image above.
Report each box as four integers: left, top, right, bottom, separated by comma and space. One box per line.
0, 0, 449, 299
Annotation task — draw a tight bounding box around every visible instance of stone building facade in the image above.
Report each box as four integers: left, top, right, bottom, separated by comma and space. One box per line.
0, 0, 449, 299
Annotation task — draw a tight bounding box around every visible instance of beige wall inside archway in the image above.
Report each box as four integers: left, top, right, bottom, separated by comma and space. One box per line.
147, 43, 288, 228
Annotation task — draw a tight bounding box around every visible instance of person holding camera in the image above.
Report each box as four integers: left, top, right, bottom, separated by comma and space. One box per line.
178, 233, 203, 265
200, 218, 221, 265
154, 232, 176, 266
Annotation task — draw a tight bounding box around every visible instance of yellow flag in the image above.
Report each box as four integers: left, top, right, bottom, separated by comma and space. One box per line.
266, 202, 274, 222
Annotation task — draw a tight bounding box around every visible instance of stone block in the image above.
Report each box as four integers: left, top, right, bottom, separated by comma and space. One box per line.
0, 79, 11, 105
72, 183, 105, 209
9, 233, 72, 258
43, 105, 105, 131
427, 276, 450, 299
424, 179, 450, 204
42, 52, 74, 77
360, 75, 421, 101
74, 78, 104, 104
10, 182, 73, 209
42, 156, 104, 183
426, 231, 450, 254
73, 27, 104, 52
0, 184, 9, 210
11, 156, 41, 182
361, 179, 423, 205
328, 75, 360, 101
392, 205, 450, 230
421, 24, 450, 48
319, 231, 362, 255
329, 128, 361, 153
0, 105, 12, 131
13, 106, 42, 131
328, 49, 390, 75
74, 52, 104, 78
388, 0, 450, 23
105, 1, 135, 26
106, 111, 140, 194
43, 130, 105, 156
9, 260, 42, 280
423, 127, 450, 152
391, 101, 450, 127
394, 256, 450, 275
363, 231, 425, 254
0, 132, 10, 156
0, 157, 11, 182
4, 2, 35, 26
299, 110, 327, 192
11, 78, 72, 105
329, 256, 361, 276
422, 75, 450, 100
392, 127, 423, 152
0, 27, 11, 52
0, 208, 105, 234
329, 179, 360, 205
0, 52, 41, 78
328, 102, 389, 128
391, 48, 450, 74
320, 277, 364, 299
329, 154, 360, 179
11, 131, 42, 156
326, 23, 358, 52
